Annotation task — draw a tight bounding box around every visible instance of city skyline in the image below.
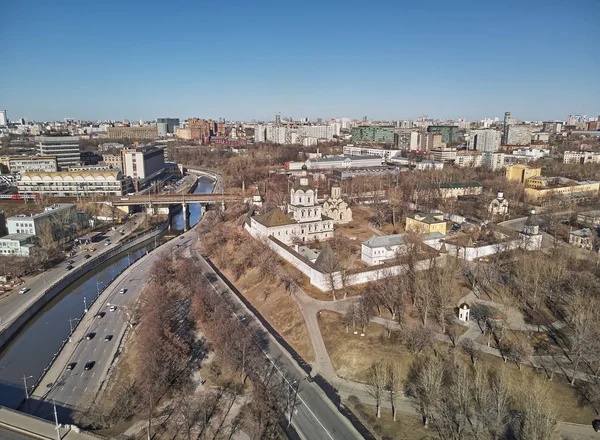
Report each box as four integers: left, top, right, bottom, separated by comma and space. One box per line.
1, 0, 598, 121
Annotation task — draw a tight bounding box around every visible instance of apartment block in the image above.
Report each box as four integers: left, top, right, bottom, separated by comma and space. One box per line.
455, 151, 483, 168
427, 125, 459, 144
419, 132, 443, 151
469, 129, 501, 152
505, 125, 533, 145
563, 151, 600, 164
396, 130, 419, 150
351, 126, 395, 144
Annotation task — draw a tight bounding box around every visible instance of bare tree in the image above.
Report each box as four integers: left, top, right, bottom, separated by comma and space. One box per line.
567, 292, 600, 385
517, 379, 560, 440
461, 339, 482, 366
405, 355, 444, 427
366, 362, 388, 419
386, 362, 402, 422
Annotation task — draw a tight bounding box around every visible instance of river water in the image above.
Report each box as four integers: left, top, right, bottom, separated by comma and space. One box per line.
0, 176, 214, 408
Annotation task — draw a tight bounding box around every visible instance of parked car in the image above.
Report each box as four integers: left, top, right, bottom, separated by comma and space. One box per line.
84, 361, 95, 370
104, 335, 113, 342
593, 419, 600, 432
18, 287, 30, 295
84, 254, 91, 259
86, 332, 96, 340
119, 288, 127, 294
66, 362, 77, 371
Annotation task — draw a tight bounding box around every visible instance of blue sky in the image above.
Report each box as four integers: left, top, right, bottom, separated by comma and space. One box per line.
1, 0, 598, 122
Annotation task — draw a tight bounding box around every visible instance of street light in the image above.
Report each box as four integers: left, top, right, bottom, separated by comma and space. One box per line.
96, 280, 104, 297
68, 317, 78, 342
22, 374, 33, 400
288, 376, 309, 427
83, 296, 88, 313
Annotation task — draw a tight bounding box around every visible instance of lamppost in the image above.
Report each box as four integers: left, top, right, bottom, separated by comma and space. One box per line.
96, 280, 103, 297
287, 376, 309, 427
22, 374, 33, 400
68, 317, 78, 342
83, 296, 88, 313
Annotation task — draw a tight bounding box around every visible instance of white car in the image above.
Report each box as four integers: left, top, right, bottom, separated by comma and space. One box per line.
18, 287, 30, 295
110, 305, 116, 312
119, 288, 127, 294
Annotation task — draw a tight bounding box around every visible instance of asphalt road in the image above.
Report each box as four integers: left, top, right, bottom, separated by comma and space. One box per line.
0, 216, 142, 332
188, 232, 362, 440
31, 222, 361, 439
33, 241, 164, 416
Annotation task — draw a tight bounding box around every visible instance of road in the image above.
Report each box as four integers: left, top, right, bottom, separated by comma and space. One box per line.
29, 233, 175, 419
188, 233, 362, 440
0, 215, 143, 333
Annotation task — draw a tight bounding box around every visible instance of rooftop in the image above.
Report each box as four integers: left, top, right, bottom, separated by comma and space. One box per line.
570, 228, 593, 238
362, 234, 408, 249
408, 212, 445, 224
0, 233, 34, 242
253, 208, 296, 228
7, 203, 75, 221
435, 182, 482, 189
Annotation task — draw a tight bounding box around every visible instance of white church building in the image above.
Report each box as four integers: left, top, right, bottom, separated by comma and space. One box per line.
245, 166, 334, 245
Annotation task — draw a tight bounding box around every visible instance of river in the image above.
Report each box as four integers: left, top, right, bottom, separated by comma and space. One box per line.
0, 176, 214, 408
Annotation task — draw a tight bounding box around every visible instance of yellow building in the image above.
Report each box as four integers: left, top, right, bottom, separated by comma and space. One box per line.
405, 212, 447, 235
524, 177, 600, 204
506, 164, 541, 184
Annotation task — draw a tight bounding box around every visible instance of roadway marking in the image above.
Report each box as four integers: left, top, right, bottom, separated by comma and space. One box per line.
72, 387, 76, 391
91, 372, 95, 378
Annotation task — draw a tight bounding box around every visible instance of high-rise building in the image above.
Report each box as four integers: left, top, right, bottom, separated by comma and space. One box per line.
505, 125, 532, 146
396, 130, 419, 150
427, 125, 459, 144
36, 136, 81, 170
275, 113, 281, 125
0, 110, 7, 126
157, 118, 180, 136
418, 132, 443, 151
469, 129, 501, 152
503, 112, 512, 143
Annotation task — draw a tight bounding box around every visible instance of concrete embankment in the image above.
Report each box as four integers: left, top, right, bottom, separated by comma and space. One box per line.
0, 224, 167, 352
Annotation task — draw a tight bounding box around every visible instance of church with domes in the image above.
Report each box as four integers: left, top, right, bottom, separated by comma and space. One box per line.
245, 165, 334, 245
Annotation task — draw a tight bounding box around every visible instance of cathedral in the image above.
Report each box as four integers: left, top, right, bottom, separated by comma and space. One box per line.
245, 166, 334, 245
322, 183, 353, 224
